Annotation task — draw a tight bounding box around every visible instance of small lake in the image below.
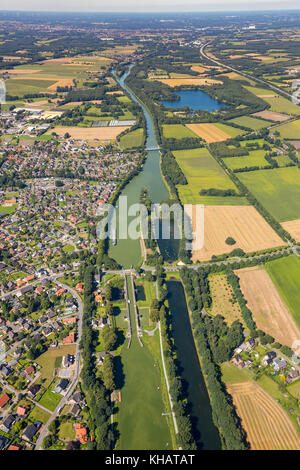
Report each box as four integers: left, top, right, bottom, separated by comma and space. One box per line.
161, 89, 227, 111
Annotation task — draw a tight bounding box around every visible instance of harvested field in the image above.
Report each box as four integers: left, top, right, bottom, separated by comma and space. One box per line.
252, 110, 290, 122
237, 266, 300, 348
153, 78, 222, 87
47, 126, 129, 140
227, 381, 300, 450
185, 123, 233, 143
281, 219, 300, 241
290, 141, 300, 150
189, 205, 285, 262
190, 65, 208, 73
3, 68, 42, 74
48, 78, 74, 90
209, 274, 244, 327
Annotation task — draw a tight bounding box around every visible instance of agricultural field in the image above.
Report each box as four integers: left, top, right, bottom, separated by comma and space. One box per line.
47, 126, 130, 141
209, 273, 244, 327
265, 255, 300, 329
172, 147, 239, 204
153, 77, 223, 87
119, 128, 144, 149
190, 205, 285, 262
276, 119, 300, 139
252, 110, 290, 122
239, 167, 300, 222
281, 219, 300, 242
185, 123, 244, 143
228, 115, 272, 130
162, 124, 198, 139
245, 86, 300, 115
237, 266, 300, 348
224, 149, 269, 170
227, 381, 300, 450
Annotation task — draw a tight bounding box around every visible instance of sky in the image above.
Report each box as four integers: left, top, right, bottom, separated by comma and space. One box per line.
1, 0, 299, 13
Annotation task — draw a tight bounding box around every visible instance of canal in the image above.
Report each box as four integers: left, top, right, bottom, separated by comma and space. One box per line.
110, 66, 221, 449
167, 280, 221, 450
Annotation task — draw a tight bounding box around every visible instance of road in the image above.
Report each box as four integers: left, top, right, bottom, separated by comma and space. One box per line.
200, 42, 297, 101
34, 281, 83, 450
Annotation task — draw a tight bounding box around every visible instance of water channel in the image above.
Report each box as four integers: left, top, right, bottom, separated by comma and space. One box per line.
110, 67, 221, 449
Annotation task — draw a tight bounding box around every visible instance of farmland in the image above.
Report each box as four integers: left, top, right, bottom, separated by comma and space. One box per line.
47, 126, 130, 141
119, 128, 144, 149
185, 123, 243, 143
239, 167, 300, 222
228, 115, 272, 130
153, 77, 223, 87
190, 205, 285, 262
276, 119, 300, 139
227, 381, 300, 450
237, 266, 300, 348
172, 147, 239, 204
245, 86, 300, 115
224, 149, 269, 170
162, 124, 198, 139
265, 255, 300, 329
281, 219, 300, 241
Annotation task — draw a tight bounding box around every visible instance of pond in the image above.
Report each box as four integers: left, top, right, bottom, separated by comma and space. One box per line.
161, 89, 227, 111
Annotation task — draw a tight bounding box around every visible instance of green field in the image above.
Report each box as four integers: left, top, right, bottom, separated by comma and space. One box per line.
28, 406, 51, 425
229, 115, 272, 130
265, 255, 300, 328
117, 276, 171, 449
245, 86, 300, 115
39, 389, 62, 412
172, 147, 242, 204
119, 128, 144, 149
6, 78, 56, 96
162, 124, 197, 139
276, 120, 300, 139
239, 167, 300, 221
214, 123, 245, 138
224, 149, 268, 170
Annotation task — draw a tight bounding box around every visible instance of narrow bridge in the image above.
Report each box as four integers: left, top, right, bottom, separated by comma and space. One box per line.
146, 146, 160, 151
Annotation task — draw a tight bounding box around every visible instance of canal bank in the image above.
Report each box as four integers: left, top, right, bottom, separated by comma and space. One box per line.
167, 279, 221, 450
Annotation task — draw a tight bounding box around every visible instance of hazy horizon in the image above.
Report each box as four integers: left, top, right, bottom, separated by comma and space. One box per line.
0, 0, 299, 13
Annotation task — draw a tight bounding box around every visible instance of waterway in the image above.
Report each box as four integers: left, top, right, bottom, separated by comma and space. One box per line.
110, 67, 221, 449
167, 280, 221, 450
109, 68, 169, 268
161, 89, 227, 111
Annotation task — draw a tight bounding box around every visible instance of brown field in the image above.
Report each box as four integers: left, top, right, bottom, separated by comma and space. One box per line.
257, 94, 278, 98
3, 68, 42, 74
209, 273, 245, 326
227, 381, 300, 450
47, 126, 130, 141
252, 110, 290, 122
153, 77, 222, 87
281, 219, 300, 242
190, 65, 208, 74
185, 123, 231, 143
237, 266, 300, 348
107, 91, 124, 95
189, 205, 285, 262
48, 78, 74, 90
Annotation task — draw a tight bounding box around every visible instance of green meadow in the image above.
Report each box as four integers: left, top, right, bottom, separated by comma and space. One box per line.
276, 119, 300, 139
265, 255, 300, 328
229, 115, 272, 130
239, 167, 300, 222
224, 149, 268, 170
162, 124, 197, 139
119, 128, 144, 149
173, 147, 244, 204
